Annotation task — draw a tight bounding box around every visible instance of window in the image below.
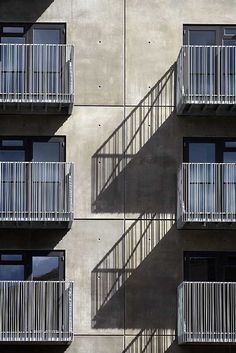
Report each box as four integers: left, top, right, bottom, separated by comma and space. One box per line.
184, 137, 236, 163
0, 136, 65, 162
184, 252, 236, 282
0, 23, 66, 96
184, 25, 236, 45
0, 251, 64, 281
0, 23, 65, 44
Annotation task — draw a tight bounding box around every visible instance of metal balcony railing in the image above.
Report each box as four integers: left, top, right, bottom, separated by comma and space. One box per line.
0, 162, 74, 226
0, 281, 73, 343
177, 163, 236, 227
0, 44, 74, 107
178, 281, 236, 344
177, 45, 236, 114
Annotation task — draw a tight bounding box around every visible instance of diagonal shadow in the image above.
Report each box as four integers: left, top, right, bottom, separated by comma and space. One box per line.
91, 213, 175, 328
0, 0, 54, 22
123, 329, 176, 353
92, 64, 176, 213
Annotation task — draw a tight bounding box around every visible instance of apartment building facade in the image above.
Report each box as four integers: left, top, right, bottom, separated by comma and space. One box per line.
1, 0, 236, 353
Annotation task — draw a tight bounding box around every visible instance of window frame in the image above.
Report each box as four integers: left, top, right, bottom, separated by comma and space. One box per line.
0, 136, 66, 162
183, 24, 236, 45
0, 250, 65, 281
0, 22, 66, 44
183, 137, 236, 163
184, 251, 236, 282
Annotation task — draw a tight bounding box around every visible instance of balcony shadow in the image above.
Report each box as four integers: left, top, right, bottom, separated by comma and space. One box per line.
0, 228, 68, 249
0, 345, 69, 352
0, 0, 54, 22
0, 114, 69, 137
123, 330, 175, 353
91, 214, 177, 329
92, 64, 176, 213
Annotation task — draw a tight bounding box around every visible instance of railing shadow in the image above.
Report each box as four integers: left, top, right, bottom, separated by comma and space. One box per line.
92, 64, 176, 213
123, 329, 176, 353
0, 0, 54, 22
91, 213, 175, 328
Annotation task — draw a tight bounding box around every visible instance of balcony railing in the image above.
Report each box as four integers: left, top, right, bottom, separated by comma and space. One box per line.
178, 281, 236, 344
0, 44, 74, 113
177, 45, 236, 115
0, 281, 73, 343
177, 163, 236, 228
0, 162, 74, 227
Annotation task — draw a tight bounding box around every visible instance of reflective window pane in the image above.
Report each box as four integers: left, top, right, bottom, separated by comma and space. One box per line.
189, 30, 216, 45
32, 256, 60, 280
1, 254, 22, 261
224, 28, 236, 36
0, 265, 24, 280
189, 143, 215, 162
3, 27, 24, 34
33, 29, 60, 44
223, 39, 236, 46
223, 152, 236, 163
225, 141, 236, 148
1, 37, 25, 44
0, 150, 25, 161
33, 142, 60, 162
2, 140, 23, 147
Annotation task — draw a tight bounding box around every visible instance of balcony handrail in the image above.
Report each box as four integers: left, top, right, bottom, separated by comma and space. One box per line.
0, 280, 73, 342
178, 281, 236, 344
0, 161, 74, 223
177, 162, 236, 225
177, 45, 236, 108
0, 43, 74, 105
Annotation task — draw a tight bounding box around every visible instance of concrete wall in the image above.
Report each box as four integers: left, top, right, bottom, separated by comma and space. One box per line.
1, 0, 236, 352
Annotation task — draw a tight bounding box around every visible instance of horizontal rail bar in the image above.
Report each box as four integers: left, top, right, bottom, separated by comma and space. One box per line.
0, 281, 73, 342
0, 44, 74, 104
178, 281, 236, 344
177, 45, 236, 107
178, 163, 236, 224
0, 162, 74, 223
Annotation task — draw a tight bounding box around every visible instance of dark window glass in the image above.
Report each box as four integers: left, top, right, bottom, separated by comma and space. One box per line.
0, 265, 24, 280
32, 256, 60, 280
187, 257, 216, 281
224, 28, 236, 36
0, 150, 25, 162
223, 152, 236, 163
2, 140, 23, 147
0, 251, 64, 281
33, 142, 60, 162
3, 27, 24, 34
1, 37, 25, 44
225, 141, 236, 148
189, 30, 216, 45
33, 29, 61, 44
188, 143, 215, 163
223, 39, 236, 46
1, 254, 22, 261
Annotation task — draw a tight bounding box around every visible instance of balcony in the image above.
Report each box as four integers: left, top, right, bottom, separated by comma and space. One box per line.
0, 162, 74, 228
178, 281, 236, 344
0, 281, 73, 343
0, 44, 74, 114
177, 163, 236, 229
177, 45, 236, 116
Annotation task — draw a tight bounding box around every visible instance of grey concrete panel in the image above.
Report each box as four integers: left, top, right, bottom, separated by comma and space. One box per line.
69, 335, 124, 353
72, 0, 124, 105
57, 219, 125, 335
57, 107, 125, 218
